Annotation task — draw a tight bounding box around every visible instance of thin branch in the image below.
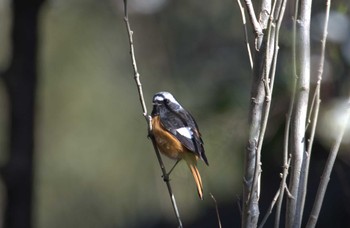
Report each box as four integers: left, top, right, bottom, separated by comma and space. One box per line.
282, 3, 300, 226
210, 193, 222, 228
236, 0, 254, 69
305, 88, 318, 131
243, 0, 264, 49
304, 0, 331, 169
258, 190, 280, 228
300, 13, 329, 211
306, 97, 350, 228
274, 154, 292, 228
123, 1, 183, 227
260, 0, 289, 227
285, 185, 294, 199
284, 0, 302, 225
304, 0, 333, 227
298, 90, 320, 220
123, 2, 148, 121
149, 134, 183, 228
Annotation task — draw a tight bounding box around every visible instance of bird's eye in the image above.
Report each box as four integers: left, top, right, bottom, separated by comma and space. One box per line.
164, 98, 169, 103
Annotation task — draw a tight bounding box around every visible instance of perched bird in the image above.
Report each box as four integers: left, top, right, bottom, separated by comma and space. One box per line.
151, 91, 208, 199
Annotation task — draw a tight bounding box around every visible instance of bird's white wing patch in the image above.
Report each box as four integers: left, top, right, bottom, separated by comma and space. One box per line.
176, 127, 193, 139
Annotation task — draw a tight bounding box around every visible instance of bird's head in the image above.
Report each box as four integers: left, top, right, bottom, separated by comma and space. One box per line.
151, 91, 182, 116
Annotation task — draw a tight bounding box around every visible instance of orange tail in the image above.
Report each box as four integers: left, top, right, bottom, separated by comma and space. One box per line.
183, 153, 204, 200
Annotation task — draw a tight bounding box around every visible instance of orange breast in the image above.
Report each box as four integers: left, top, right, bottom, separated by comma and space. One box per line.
151, 116, 186, 160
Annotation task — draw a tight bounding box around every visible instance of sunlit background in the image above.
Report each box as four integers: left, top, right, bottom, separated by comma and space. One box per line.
0, 0, 349, 227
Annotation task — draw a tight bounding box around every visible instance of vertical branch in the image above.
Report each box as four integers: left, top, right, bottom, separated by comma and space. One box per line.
253, 0, 289, 226
301, 0, 331, 209
122, 1, 183, 227
240, 0, 279, 226
122, 1, 148, 120
286, 0, 312, 226
2, 1, 45, 227
241, 0, 280, 226
241, 38, 265, 228
303, 0, 332, 227
241, 42, 265, 228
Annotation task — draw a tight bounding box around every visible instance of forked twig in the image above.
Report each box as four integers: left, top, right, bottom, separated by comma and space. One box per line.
274, 153, 292, 227
258, 155, 291, 228
122, 1, 183, 227
243, 0, 264, 49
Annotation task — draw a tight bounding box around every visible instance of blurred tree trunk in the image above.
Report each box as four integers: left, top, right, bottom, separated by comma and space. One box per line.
2, 0, 45, 227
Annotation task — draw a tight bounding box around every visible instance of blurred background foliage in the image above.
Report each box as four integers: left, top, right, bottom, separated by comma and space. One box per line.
0, 0, 349, 227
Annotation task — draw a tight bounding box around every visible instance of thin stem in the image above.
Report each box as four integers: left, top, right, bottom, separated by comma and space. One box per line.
123, 1, 183, 227
243, 0, 264, 49
259, 190, 280, 228
236, 0, 254, 69
274, 155, 292, 228
123, 6, 148, 120
210, 193, 222, 228
252, 0, 287, 224
306, 97, 350, 228
149, 134, 183, 227
304, 0, 333, 226
282, 3, 300, 227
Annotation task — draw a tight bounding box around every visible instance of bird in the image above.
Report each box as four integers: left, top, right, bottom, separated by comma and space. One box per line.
151, 91, 208, 199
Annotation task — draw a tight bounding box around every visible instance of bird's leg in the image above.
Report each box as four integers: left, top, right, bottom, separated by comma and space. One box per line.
168, 159, 181, 176
163, 159, 181, 182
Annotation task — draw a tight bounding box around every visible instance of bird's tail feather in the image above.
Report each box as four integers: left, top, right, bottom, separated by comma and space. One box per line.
184, 154, 203, 200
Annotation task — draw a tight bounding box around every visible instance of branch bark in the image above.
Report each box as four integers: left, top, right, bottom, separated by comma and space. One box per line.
286, 0, 312, 226
241, 0, 287, 226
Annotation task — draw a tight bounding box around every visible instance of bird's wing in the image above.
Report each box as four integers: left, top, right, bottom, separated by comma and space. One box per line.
160, 109, 208, 165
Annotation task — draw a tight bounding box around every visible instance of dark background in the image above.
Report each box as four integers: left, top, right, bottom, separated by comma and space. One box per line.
0, 0, 349, 227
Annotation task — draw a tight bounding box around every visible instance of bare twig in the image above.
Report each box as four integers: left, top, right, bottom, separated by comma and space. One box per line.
259, 190, 280, 228
123, 2, 148, 121
236, 0, 254, 69
261, 0, 289, 227
210, 193, 222, 228
306, 97, 350, 228
302, 0, 331, 210
274, 154, 292, 228
122, 1, 183, 227
283, 2, 300, 226
275, 98, 296, 228
243, 0, 264, 49
304, 0, 333, 227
